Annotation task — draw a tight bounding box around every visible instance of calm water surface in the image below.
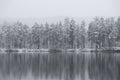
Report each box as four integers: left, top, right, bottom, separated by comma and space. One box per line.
0, 52, 120, 80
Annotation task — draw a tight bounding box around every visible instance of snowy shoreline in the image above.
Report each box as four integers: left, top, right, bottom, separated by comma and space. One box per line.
0, 48, 79, 53
0, 48, 120, 53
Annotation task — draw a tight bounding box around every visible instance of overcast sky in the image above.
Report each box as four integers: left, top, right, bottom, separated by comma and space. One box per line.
0, 0, 120, 18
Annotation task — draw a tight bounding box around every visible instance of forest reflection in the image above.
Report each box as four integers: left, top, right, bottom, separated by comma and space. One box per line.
0, 52, 120, 80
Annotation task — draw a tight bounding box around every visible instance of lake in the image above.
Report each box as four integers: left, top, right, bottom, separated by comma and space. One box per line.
0, 52, 120, 80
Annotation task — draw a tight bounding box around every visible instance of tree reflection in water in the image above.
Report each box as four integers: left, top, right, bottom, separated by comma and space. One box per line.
0, 52, 120, 80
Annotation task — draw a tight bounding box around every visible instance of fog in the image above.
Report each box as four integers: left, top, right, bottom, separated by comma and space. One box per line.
0, 0, 120, 18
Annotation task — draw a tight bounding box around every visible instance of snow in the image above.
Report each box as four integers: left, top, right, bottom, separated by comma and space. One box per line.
1, 47, 120, 53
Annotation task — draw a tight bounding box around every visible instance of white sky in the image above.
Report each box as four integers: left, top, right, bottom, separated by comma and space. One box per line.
0, 0, 120, 18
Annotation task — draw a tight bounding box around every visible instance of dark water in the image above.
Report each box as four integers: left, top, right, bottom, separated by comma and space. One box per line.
0, 52, 120, 80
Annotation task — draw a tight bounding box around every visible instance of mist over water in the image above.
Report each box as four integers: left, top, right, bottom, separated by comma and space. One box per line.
0, 52, 119, 80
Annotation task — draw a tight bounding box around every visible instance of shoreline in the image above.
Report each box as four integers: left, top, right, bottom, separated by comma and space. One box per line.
0, 48, 79, 53
0, 48, 120, 53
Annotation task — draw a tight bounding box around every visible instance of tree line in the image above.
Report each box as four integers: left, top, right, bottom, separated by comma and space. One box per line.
0, 17, 120, 49
88, 17, 120, 48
